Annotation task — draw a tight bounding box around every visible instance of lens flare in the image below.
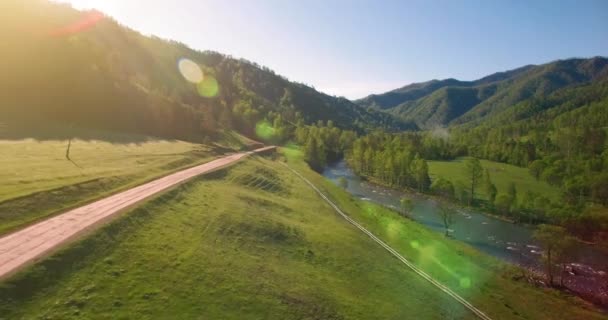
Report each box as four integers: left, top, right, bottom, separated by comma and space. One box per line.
255, 120, 276, 140
178, 58, 203, 83
459, 277, 471, 288
197, 76, 219, 97
49, 10, 104, 37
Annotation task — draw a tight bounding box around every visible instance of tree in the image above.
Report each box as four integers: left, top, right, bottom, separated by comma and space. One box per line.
591, 173, 608, 206
464, 158, 483, 206
486, 182, 498, 205
507, 182, 517, 205
528, 160, 546, 180
494, 193, 513, 215
412, 155, 431, 192
482, 169, 497, 205
533, 225, 576, 287
430, 178, 455, 199
338, 177, 348, 190
400, 198, 414, 215
436, 203, 454, 236
304, 137, 326, 171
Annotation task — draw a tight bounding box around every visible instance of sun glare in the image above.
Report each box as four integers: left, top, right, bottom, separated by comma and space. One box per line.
178, 58, 203, 84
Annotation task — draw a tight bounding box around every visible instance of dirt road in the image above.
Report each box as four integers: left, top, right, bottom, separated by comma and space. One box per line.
0, 146, 275, 280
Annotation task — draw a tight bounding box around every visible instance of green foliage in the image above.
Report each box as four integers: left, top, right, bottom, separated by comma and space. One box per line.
0, 0, 407, 145
464, 158, 483, 205
533, 225, 577, 286
357, 58, 608, 129
494, 193, 514, 215
284, 152, 606, 320
430, 178, 455, 199
347, 131, 442, 191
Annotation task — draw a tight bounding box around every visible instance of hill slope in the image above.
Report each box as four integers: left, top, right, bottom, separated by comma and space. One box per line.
0, 0, 410, 143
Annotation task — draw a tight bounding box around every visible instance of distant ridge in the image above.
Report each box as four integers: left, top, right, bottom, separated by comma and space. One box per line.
355, 57, 608, 129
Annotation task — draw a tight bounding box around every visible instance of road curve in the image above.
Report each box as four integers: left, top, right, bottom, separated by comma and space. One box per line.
281, 162, 493, 320
0, 146, 275, 280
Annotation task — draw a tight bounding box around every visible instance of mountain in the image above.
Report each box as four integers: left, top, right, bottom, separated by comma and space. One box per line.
356, 58, 608, 129
0, 0, 411, 143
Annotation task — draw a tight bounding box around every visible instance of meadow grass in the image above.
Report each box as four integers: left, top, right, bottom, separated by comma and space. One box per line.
427, 157, 560, 202
0, 127, 221, 235
282, 147, 605, 320
0, 150, 603, 319
0, 158, 475, 320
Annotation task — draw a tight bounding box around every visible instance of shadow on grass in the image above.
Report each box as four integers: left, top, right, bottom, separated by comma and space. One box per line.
0, 120, 222, 145
0, 179, 201, 316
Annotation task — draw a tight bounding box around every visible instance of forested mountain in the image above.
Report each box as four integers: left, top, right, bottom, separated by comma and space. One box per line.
345, 58, 608, 240
0, 0, 409, 142
356, 58, 608, 129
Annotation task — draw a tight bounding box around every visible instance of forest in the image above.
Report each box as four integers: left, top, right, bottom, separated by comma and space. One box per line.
297, 76, 608, 243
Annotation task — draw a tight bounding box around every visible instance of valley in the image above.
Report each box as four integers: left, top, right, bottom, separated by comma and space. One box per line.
0, 1, 607, 319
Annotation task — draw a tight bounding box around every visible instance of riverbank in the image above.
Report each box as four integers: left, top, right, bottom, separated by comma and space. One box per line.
323, 159, 608, 309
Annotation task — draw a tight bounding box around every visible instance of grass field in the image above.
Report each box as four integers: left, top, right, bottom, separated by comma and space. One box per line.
0, 157, 475, 320
0, 126, 223, 235
427, 157, 561, 202
1, 151, 604, 319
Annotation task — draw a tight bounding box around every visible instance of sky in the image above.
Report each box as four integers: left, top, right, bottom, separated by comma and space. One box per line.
58, 0, 608, 99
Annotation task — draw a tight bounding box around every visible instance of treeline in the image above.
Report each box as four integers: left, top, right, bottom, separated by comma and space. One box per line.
294, 121, 357, 171
346, 132, 447, 192
323, 127, 607, 241
450, 83, 608, 211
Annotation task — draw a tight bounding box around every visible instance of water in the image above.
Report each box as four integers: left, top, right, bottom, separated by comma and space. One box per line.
323, 160, 608, 272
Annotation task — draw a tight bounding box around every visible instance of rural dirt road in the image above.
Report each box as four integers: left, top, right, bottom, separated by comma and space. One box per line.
0, 146, 275, 280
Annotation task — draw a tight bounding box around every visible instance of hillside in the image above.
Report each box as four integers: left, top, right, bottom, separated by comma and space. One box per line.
356, 58, 608, 129
0, 0, 410, 144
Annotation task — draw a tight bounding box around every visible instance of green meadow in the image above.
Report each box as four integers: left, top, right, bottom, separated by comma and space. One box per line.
0, 157, 474, 320
0, 125, 224, 235
427, 157, 561, 202
0, 150, 603, 319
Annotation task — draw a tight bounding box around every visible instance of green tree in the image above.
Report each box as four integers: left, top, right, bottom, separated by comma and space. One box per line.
430, 178, 455, 199
412, 155, 431, 192
507, 182, 517, 205
464, 158, 483, 206
436, 203, 454, 236
528, 160, 546, 180
494, 193, 513, 215
482, 169, 497, 205
304, 137, 326, 171
533, 225, 576, 287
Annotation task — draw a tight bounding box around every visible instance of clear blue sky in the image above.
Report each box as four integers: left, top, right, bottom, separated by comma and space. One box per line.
61, 0, 608, 99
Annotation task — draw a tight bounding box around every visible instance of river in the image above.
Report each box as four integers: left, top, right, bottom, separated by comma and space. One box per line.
323, 160, 608, 290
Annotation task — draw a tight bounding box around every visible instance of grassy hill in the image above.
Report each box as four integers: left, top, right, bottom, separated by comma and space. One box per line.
1, 152, 604, 319
0, 123, 246, 235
